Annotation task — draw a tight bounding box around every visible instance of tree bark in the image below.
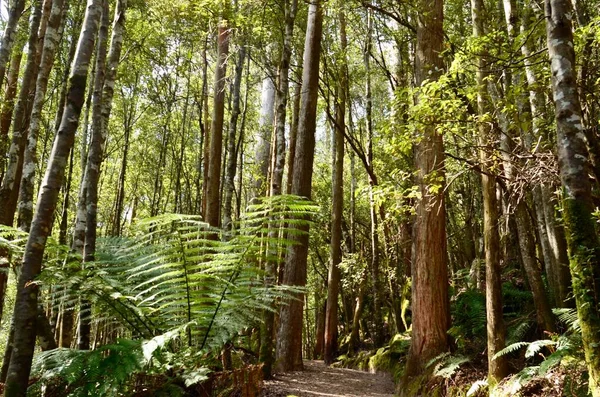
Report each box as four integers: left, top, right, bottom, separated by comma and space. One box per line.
470, 0, 508, 382
205, 21, 230, 228
364, 10, 384, 348
0, 0, 26, 87
545, 0, 600, 393
275, 0, 323, 372
402, 0, 451, 385
17, 0, 68, 231
286, 80, 301, 195
0, 15, 28, 184
3, 0, 103, 393
260, 0, 298, 379
222, 46, 245, 231
78, 0, 110, 351
253, 74, 275, 198
324, 9, 346, 366
0, 1, 43, 227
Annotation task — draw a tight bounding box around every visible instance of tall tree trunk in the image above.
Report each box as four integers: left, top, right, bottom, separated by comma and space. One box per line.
0, 1, 43, 227
253, 74, 275, 198
259, 0, 297, 379
78, 0, 110, 351
4, 0, 103, 394
0, 31, 26, 325
520, 4, 570, 307
286, 80, 301, 195
402, 0, 450, 386
102, 0, 126, 234
205, 21, 230, 228
364, 10, 384, 348
324, 9, 346, 366
17, 0, 68, 231
545, 0, 600, 393
275, 0, 323, 372
200, 36, 210, 217
470, 0, 508, 382
100, 0, 126, 143
223, 46, 245, 231
0, 0, 26, 87
0, 15, 28, 184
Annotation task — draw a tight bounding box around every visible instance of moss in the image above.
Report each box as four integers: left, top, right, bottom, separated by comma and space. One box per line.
562, 197, 600, 395
369, 348, 390, 373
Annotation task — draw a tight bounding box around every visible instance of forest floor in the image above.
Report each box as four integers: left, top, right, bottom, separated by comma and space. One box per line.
260, 360, 396, 397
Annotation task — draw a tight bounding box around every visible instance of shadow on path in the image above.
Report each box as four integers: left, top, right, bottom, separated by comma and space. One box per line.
261, 360, 396, 397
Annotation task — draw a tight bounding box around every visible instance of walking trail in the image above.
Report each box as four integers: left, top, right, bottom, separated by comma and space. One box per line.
261, 360, 396, 397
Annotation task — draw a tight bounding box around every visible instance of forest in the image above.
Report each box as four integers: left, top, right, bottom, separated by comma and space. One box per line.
0, 0, 599, 395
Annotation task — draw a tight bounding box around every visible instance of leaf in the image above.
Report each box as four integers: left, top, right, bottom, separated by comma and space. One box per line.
467, 380, 488, 396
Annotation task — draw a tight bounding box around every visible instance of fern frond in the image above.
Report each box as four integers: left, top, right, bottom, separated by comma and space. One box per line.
492, 341, 529, 359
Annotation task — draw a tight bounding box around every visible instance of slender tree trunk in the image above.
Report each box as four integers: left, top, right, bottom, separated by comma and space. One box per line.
223, 46, 245, 231
0, 16, 28, 184
545, 1, 600, 393
259, 0, 298, 379
515, 202, 556, 332
348, 271, 367, 354
0, 1, 43, 227
17, 0, 68, 231
275, 0, 323, 372
402, 0, 450, 385
101, 0, 126, 233
205, 22, 230, 228
253, 74, 275, 198
0, 47, 25, 325
540, 185, 572, 306
520, 3, 572, 308
0, 0, 26, 87
113, 104, 130, 236
270, 0, 297, 199
363, 10, 384, 348
324, 10, 346, 366
286, 80, 301, 195
59, 148, 74, 245
470, 0, 508, 382
4, 0, 103, 393
201, 36, 210, 218
78, 0, 110, 351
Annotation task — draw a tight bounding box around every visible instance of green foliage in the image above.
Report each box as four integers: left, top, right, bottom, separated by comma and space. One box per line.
31, 195, 317, 395
449, 288, 486, 349
427, 353, 471, 379
491, 307, 587, 396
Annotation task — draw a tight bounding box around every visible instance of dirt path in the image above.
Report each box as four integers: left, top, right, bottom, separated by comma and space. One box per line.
261, 360, 396, 397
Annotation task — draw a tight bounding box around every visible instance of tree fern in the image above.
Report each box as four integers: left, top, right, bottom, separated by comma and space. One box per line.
31, 194, 317, 395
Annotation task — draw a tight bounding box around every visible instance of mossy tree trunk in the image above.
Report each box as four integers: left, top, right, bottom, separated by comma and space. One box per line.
545, 0, 600, 394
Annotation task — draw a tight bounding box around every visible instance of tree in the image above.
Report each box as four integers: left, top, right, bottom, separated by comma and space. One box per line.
0, 0, 43, 228
545, 0, 600, 393
402, 0, 451, 386
260, 0, 298, 379
275, 0, 323, 372
17, 0, 68, 231
471, 0, 508, 383
3, 0, 104, 393
0, 0, 27, 87
324, 9, 346, 366
205, 20, 230, 228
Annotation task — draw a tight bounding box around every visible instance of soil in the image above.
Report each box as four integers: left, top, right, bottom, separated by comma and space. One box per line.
260, 360, 396, 397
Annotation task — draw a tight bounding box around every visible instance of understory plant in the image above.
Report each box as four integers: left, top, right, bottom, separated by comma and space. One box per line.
19, 194, 318, 396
